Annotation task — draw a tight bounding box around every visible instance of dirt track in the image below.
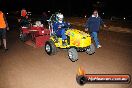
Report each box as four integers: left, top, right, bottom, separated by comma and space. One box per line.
0, 25, 132, 88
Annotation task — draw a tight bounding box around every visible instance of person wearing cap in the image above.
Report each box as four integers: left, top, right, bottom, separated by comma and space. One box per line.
53, 13, 70, 46
0, 11, 9, 51
21, 8, 27, 17
85, 10, 106, 48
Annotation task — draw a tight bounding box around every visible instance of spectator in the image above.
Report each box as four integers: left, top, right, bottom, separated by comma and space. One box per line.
0, 11, 9, 51
21, 8, 27, 17
20, 15, 30, 27
85, 10, 106, 48
41, 12, 48, 25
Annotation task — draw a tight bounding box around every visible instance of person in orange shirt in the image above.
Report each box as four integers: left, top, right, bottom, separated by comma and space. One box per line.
0, 11, 9, 51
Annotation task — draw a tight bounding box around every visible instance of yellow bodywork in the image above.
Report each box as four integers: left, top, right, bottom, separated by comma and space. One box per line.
50, 29, 91, 48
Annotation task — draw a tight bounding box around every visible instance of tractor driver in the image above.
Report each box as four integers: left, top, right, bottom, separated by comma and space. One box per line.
53, 13, 70, 46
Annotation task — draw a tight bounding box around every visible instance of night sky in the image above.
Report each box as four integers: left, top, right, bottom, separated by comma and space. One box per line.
0, 0, 131, 16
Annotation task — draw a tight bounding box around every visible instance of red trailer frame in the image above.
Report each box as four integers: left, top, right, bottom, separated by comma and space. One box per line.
21, 26, 51, 48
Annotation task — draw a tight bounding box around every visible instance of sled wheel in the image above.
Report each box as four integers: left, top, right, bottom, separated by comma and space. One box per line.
19, 33, 27, 42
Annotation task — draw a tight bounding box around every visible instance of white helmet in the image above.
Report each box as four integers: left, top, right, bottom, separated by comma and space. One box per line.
57, 13, 64, 19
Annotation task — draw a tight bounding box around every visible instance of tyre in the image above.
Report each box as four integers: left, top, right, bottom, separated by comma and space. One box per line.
76, 75, 87, 86
68, 48, 78, 62
45, 40, 57, 55
19, 33, 27, 42
86, 43, 95, 55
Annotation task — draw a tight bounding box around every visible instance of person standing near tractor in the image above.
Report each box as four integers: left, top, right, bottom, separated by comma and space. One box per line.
41, 12, 48, 25
21, 8, 27, 17
85, 10, 106, 48
0, 11, 9, 52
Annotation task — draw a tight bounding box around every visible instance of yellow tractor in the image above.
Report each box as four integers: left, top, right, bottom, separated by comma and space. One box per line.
45, 28, 95, 62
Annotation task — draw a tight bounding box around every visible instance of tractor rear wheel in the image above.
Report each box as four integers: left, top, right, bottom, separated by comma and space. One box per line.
86, 43, 95, 55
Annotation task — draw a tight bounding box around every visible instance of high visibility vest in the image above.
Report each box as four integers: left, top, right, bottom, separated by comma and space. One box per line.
0, 12, 6, 28
21, 10, 27, 17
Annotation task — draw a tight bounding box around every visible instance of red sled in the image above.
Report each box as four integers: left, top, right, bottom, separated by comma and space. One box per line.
19, 26, 51, 48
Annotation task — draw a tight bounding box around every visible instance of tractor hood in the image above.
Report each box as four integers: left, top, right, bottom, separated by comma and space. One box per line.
66, 29, 90, 38
65, 29, 91, 47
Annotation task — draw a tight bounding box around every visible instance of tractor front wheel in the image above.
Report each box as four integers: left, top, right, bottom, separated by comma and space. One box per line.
45, 40, 57, 55
68, 48, 78, 62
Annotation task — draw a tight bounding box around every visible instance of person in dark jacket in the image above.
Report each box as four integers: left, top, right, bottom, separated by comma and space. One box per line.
41, 12, 48, 25
20, 15, 30, 27
85, 10, 106, 48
